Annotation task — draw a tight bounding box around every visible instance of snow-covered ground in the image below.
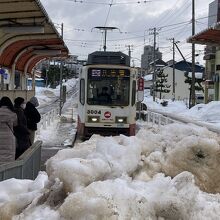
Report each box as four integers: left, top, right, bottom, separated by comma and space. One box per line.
36, 78, 78, 147
144, 90, 220, 127
1, 85, 220, 219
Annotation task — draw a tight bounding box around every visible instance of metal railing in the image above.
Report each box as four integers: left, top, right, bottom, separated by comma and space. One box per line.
138, 110, 179, 126
37, 108, 59, 134
0, 141, 42, 181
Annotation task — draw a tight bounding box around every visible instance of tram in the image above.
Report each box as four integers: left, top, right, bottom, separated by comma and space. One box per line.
77, 51, 137, 139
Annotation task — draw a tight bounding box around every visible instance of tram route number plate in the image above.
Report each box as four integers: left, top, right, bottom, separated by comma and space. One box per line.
87, 110, 101, 115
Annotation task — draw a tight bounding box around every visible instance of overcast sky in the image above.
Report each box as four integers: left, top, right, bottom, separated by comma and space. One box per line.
41, 0, 214, 66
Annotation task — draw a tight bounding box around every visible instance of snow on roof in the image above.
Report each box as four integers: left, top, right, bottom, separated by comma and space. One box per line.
188, 72, 203, 79
144, 74, 153, 81
28, 78, 44, 81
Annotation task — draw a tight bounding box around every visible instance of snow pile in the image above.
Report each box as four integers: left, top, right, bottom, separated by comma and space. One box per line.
0, 172, 48, 220
35, 78, 78, 107
143, 90, 220, 127
35, 87, 58, 107
144, 94, 188, 114
1, 123, 220, 219
58, 172, 220, 219
46, 135, 141, 192
180, 101, 220, 124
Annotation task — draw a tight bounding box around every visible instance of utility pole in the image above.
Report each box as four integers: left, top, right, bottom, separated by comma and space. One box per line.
170, 38, 176, 100
174, 42, 196, 108
126, 45, 133, 66
149, 27, 157, 101
59, 23, 64, 116
0, 68, 4, 90
191, 0, 196, 107
128, 45, 131, 58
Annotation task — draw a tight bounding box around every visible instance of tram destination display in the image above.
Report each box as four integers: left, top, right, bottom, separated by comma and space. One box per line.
88, 68, 130, 78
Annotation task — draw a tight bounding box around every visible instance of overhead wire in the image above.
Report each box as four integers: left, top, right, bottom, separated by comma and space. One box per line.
65, 0, 161, 6
157, 0, 191, 28
61, 5, 214, 59
104, 0, 114, 26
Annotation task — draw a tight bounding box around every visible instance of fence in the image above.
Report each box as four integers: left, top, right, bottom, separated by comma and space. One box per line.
37, 108, 59, 134
0, 141, 42, 181
138, 110, 179, 126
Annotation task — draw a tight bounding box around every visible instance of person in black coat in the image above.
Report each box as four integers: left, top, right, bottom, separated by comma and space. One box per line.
14, 97, 30, 159
98, 87, 112, 104
24, 96, 41, 145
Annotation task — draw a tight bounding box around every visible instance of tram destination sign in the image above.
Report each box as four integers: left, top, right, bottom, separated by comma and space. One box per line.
88, 68, 130, 78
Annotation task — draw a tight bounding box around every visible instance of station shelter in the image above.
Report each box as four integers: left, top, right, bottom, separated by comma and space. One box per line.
0, 0, 69, 101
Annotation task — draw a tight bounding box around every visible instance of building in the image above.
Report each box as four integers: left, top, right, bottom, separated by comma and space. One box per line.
188, 0, 220, 103
144, 61, 205, 101
163, 61, 204, 100
143, 59, 167, 93
208, 0, 219, 27
141, 45, 162, 73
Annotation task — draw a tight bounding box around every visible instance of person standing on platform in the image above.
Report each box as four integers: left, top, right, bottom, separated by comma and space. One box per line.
14, 97, 30, 159
24, 96, 41, 145
0, 97, 17, 164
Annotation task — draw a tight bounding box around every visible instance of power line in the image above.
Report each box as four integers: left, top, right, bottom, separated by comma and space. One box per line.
158, 0, 192, 28
54, 13, 216, 38
65, 0, 160, 5
104, 0, 113, 26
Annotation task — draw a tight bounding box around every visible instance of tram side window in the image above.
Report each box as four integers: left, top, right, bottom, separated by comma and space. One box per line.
132, 80, 136, 106
80, 79, 85, 105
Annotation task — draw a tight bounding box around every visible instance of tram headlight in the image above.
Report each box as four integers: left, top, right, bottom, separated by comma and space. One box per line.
88, 116, 100, 123
116, 117, 127, 123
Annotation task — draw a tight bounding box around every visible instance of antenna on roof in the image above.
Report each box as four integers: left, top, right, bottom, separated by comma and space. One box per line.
92, 26, 120, 52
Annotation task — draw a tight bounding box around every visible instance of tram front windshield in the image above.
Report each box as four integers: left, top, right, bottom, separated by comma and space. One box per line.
87, 68, 130, 106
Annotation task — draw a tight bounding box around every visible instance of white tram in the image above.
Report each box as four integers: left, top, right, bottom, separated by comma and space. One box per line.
77, 51, 137, 139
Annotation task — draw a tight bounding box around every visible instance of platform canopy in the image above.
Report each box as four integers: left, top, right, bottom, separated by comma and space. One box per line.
187, 23, 220, 46
0, 0, 69, 74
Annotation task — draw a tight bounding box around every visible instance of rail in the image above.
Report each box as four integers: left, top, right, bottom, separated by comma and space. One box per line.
0, 141, 42, 181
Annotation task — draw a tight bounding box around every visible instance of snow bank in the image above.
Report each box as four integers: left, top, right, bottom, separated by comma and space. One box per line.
180, 101, 220, 124
0, 172, 48, 220
2, 122, 220, 219
144, 90, 220, 127
35, 78, 78, 107
46, 135, 141, 192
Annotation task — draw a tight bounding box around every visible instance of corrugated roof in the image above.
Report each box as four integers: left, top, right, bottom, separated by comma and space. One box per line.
187, 22, 220, 46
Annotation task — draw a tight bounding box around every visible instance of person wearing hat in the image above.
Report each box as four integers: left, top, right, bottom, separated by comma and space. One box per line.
24, 96, 41, 145
0, 96, 17, 164
14, 97, 30, 159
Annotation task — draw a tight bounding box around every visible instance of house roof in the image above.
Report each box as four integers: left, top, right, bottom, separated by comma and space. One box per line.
149, 59, 167, 66
187, 22, 220, 46
144, 74, 153, 81
169, 60, 204, 73
188, 72, 204, 79
0, 0, 69, 74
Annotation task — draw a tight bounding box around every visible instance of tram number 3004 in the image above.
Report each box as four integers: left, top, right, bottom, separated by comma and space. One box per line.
87, 110, 101, 115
